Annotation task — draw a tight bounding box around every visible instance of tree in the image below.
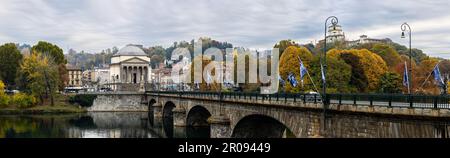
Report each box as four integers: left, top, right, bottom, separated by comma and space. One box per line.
370, 44, 402, 69
32, 41, 67, 91
32, 41, 66, 64
328, 49, 388, 92
309, 56, 353, 93
148, 46, 166, 68
378, 72, 403, 93
0, 80, 8, 107
0, 43, 23, 87
391, 42, 428, 63
279, 46, 313, 93
274, 40, 301, 57
415, 58, 440, 94
19, 53, 59, 106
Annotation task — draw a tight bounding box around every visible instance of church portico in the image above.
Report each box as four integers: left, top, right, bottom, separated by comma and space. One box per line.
109, 45, 152, 91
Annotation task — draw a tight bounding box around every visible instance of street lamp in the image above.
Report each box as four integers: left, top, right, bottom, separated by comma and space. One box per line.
401, 22, 412, 94
323, 16, 338, 106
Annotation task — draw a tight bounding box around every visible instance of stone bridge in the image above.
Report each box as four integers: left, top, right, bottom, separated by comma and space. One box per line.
144, 92, 450, 138
87, 91, 450, 138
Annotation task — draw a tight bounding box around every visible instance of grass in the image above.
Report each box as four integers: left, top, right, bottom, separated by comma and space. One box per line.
0, 93, 87, 114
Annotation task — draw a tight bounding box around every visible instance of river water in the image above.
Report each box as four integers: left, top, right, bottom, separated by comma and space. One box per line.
0, 112, 448, 138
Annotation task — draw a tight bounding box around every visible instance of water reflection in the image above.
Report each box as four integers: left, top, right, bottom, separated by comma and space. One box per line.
0, 113, 157, 138
0, 112, 449, 138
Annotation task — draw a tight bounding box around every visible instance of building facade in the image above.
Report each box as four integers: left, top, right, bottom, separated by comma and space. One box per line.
326, 24, 346, 43
66, 65, 82, 88
347, 35, 392, 47
109, 45, 151, 91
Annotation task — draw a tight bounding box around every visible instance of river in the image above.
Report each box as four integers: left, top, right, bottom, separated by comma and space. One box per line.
0, 112, 448, 138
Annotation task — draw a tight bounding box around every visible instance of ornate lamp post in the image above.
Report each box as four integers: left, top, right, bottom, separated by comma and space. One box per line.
323, 16, 338, 106
401, 22, 412, 94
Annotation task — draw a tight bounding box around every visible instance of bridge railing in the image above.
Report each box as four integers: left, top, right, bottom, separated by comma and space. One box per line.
146, 91, 450, 109
327, 93, 450, 109
147, 91, 322, 104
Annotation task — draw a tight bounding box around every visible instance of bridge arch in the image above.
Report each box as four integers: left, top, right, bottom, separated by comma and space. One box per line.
147, 99, 157, 126
162, 101, 176, 138
187, 105, 211, 126
231, 114, 295, 138
186, 105, 212, 138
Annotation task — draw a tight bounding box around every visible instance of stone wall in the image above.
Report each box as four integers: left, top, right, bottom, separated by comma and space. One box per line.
88, 94, 148, 112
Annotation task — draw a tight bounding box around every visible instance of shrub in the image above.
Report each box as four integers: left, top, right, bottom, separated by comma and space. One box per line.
0, 80, 8, 107
0, 94, 9, 107
69, 94, 97, 107
11, 93, 36, 109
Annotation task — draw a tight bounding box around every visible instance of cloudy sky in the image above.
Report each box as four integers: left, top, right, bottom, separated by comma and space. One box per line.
0, 0, 449, 58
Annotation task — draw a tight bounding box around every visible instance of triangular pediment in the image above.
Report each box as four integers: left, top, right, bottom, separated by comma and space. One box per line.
121, 57, 149, 63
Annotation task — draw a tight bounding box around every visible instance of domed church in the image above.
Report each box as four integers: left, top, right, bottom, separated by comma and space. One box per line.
109, 45, 151, 91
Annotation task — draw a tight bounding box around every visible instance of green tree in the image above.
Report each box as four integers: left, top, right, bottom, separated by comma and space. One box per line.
0, 80, 9, 107
310, 56, 353, 93
378, 72, 402, 93
0, 43, 23, 87
32, 41, 67, 91
274, 40, 301, 57
19, 53, 59, 106
148, 46, 166, 68
370, 44, 402, 69
391, 42, 428, 63
32, 41, 66, 64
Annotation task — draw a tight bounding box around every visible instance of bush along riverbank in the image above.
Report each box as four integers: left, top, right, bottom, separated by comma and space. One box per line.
0, 93, 87, 114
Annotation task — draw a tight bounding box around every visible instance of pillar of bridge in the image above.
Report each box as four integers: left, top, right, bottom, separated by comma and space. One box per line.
173, 106, 187, 127
208, 114, 231, 138
153, 102, 163, 119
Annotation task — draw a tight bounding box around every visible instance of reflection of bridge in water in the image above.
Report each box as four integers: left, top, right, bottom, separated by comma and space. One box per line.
142, 91, 450, 138
65, 112, 160, 138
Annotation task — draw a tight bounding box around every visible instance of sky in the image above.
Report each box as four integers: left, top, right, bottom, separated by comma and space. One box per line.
0, 0, 449, 58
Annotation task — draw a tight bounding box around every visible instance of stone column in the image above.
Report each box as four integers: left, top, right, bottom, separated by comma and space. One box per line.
173, 106, 186, 127
153, 102, 163, 120
129, 66, 132, 83
123, 66, 126, 83
208, 114, 232, 138
137, 66, 141, 83
145, 66, 148, 82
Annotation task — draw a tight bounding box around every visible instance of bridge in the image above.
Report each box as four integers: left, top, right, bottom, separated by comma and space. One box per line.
138, 91, 450, 138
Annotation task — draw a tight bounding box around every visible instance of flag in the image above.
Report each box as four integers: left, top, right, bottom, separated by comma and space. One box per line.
321, 64, 326, 84
298, 57, 308, 86
206, 72, 212, 85
287, 72, 298, 87
433, 63, 445, 87
403, 61, 409, 87
278, 75, 285, 87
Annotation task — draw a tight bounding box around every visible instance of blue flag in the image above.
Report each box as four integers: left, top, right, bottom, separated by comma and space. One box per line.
403, 61, 409, 87
278, 75, 285, 87
298, 57, 308, 83
287, 72, 298, 87
206, 72, 212, 85
433, 63, 445, 87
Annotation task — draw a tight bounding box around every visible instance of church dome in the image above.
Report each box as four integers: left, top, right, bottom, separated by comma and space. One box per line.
113, 45, 147, 56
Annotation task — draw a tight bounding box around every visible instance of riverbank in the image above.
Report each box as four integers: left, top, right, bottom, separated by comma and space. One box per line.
0, 105, 86, 114
0, 94, 87, 114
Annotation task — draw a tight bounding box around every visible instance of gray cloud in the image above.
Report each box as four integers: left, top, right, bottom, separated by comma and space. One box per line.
0, 0, 449, 58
